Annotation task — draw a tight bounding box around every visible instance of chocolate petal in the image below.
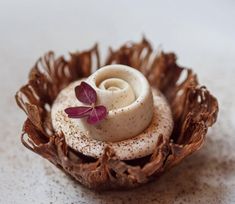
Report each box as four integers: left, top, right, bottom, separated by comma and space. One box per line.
75, 81, 97, 105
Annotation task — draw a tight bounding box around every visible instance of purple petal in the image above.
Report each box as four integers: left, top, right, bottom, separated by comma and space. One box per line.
75, 82, 97, 105
87, 106, 107, 124
64, 106, 92, 118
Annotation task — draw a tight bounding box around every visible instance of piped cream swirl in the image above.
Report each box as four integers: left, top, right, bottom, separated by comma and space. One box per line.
82, 64, 154, 142
97, 78, 135, 110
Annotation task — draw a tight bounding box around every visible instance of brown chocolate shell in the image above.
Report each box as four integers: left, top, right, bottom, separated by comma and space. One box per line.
15, 38, 218, 190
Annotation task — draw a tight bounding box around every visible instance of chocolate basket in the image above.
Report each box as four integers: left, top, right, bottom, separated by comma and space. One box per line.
15, 38, 218, 190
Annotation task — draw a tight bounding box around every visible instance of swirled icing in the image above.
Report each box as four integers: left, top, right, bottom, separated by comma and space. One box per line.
83, 65, 154, 142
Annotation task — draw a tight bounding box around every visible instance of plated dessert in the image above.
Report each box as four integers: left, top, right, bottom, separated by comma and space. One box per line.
15, 39, 218, 190
52, 64, 173, 160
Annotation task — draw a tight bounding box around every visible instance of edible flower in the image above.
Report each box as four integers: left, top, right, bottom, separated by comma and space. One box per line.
65, 82, 107, 124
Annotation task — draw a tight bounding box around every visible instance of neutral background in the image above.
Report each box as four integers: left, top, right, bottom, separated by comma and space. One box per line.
0, 0, 235, 203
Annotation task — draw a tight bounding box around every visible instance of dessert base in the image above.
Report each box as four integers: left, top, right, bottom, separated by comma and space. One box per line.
51, 80, 173, 160
15, 38, 218, 190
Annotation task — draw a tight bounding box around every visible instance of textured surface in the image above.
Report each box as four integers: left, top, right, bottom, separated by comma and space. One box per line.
0, 0, 235, 203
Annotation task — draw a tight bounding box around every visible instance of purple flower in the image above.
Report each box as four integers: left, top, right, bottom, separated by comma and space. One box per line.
64, 82, 107, 125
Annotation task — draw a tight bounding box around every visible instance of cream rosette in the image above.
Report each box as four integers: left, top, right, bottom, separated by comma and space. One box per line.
84, 65, 154, 142
52, 65, 173, 160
